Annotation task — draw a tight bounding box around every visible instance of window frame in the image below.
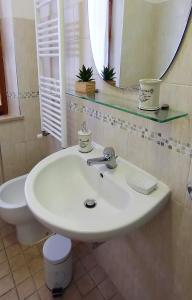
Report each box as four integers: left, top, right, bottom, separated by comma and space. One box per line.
0, 32, 8, 115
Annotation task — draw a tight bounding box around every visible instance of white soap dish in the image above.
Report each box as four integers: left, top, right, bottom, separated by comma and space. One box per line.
126, 172, 157, 195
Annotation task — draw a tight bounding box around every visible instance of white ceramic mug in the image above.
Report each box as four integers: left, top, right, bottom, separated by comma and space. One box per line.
139, 79, 162, 111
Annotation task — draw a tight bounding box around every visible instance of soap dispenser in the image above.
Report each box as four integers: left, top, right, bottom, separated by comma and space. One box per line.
78, 122, 92, 153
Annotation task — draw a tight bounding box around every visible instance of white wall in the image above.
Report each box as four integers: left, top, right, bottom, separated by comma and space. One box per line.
12, 0, 35, 19
0, 0, 35, 20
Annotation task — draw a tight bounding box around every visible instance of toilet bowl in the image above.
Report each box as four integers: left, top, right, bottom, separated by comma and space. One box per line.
0, 174, 50, 245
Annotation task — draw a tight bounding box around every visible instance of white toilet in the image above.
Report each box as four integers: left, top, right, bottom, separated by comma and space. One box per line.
0, 174, 50, 245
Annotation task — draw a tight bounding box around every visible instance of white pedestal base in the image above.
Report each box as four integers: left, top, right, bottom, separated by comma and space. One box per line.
16, 219, 50, 245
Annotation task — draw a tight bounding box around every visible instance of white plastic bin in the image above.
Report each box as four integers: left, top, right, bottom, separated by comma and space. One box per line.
43, 234, 72, 290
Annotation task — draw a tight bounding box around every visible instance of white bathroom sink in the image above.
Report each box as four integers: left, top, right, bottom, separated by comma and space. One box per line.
25, 143, 170, 241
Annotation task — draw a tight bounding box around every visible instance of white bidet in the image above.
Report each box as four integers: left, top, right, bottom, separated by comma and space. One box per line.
0, 175, 50, 245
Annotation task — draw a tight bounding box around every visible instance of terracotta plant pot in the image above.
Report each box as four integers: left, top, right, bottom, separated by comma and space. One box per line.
75, 81, 96, 93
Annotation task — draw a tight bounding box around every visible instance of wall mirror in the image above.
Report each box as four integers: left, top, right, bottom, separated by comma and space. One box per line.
88, 0, 192, 89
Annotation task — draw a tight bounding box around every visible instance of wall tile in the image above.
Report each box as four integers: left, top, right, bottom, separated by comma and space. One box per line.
25, 139, 48, 172
13, 18, 39, 94
160, 83, 192, 113
95, 200, 184, 300
185, 159, 192, 210
136, 138, 190, 205
1, 142, 27, 181
20, 98, 41, 141
0, 161, 3, 184
0, 15, 52, 183
0, 121, 25, 144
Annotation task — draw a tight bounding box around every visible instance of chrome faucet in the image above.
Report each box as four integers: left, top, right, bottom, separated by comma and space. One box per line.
87, 147, 117, 169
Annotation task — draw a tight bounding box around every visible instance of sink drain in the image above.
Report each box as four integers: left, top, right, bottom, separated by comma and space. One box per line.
84, 199, 97, 209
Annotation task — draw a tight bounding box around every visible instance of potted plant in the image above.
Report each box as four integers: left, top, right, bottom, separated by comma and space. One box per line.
101, 66, 116, 86
75, 65, 95, 93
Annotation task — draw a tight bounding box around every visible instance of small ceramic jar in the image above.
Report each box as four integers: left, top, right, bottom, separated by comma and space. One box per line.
139, 79, 161, 111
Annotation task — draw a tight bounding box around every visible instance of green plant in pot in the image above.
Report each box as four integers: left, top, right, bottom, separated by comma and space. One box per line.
101, 66, 116, 86
75, 65, 95, 93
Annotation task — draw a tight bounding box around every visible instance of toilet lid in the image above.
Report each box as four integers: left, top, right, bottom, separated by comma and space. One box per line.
43, 234, 72, 264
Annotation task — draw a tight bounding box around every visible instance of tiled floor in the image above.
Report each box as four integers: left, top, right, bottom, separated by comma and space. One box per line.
0, 219, 124, 300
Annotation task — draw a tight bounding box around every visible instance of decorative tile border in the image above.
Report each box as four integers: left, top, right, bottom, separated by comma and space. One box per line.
5, 91, 191, 157
7, 91, 39, 100
69, 101, 192, 158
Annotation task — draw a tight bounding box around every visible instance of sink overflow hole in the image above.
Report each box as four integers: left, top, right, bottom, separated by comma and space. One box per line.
84, 199, 97, 209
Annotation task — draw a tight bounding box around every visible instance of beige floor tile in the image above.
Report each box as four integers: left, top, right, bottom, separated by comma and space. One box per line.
0, 250, 7, 264
3, 233, 18, 248
81, 254, 97, 272
26, 292, 40, 300
83, 288, 104, 300
0, 274, 14, 296
98, 278, 117, 300
89, 266, 107, 285
16, 277, 36, 300
110, 294, 124, 300
0, 261, 10, 279
20, 244, 30, 251
85, 243, 96, 252
0, 239, 4, 251
0, 288, 18, 300
0, 240, 123, 300
0, 219, 6, 230
62, 284, 82, 300
28, 257, 43, 275
72, 241, 81, 248
32, 270, 45, 289
36, 243, 43, 256
73, 244, 91, 260
38, 285, 52, 300
13, 265, 30, 285
6, 244, 22, 260
9, 254, 26, 272
76, 274, 95, 296
73, 261, 86, 281
0, 225, 15, 239
24, 247, 40, 263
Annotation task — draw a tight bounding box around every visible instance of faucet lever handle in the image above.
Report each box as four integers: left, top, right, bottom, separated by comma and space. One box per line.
103, 147, 116, 159
87, 147, 117, 169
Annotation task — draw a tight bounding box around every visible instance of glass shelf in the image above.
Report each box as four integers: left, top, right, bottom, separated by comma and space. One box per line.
66, 90, 188, 123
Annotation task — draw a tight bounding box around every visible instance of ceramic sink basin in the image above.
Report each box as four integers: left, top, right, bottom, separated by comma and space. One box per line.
25, 143, 170, 241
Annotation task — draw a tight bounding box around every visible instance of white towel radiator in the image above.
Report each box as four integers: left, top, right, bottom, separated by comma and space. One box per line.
34, 0, 67, 147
